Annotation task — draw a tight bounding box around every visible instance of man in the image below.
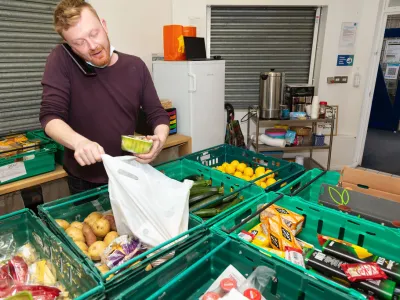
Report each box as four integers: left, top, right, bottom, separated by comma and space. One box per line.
40, 0, 170, 194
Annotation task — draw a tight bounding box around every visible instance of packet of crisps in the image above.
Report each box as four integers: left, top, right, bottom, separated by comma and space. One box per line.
260, 204, 304, 236
262, 216, 302, 252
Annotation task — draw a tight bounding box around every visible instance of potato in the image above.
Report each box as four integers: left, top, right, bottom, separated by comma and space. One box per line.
55, 219, 70, 230
92, 218, 110, 238
82, 223, 97, 246
84, 212, 102, 227
103, 231, 119, 246
103, 215, 117, 231
70, 221, 83, 230
75, 241, 88, 252
88, 241, 107, 261
65, 227, 85, 243
96, 264, 109, 274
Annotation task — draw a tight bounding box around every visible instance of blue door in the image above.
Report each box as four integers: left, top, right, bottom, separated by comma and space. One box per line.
369, 28, 400, 131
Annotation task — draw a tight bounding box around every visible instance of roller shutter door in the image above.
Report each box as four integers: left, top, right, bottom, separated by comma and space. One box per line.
210, 6, 317, 108
0, 0, 61, 135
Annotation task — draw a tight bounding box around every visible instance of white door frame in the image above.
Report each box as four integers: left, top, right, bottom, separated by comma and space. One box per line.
353, 0, 400, 166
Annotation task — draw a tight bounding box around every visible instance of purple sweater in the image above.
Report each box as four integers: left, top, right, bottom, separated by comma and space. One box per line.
40, 45, 169, 183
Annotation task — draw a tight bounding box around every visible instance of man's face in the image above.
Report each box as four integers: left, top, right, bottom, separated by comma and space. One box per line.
62, 8, 111, 67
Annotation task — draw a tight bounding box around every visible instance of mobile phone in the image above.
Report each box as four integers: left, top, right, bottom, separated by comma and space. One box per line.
61, 43, 97, 76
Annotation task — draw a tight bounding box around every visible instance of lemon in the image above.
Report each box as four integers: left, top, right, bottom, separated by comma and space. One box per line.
234, 171, 243, 178
237, 163, 247, 173
251, 175, 256, 181
244, 167, 254, 177
255, 180, 262, 186
258, 174, 267, 182
222, 162, 229, 169
230, 160, 240, 168
266, 178, 277, 186
226, 164, 235, 175
260, 182, 267, 189
255, 166, 266, 176
265, 169, 275, 179
242, 175, 251, 181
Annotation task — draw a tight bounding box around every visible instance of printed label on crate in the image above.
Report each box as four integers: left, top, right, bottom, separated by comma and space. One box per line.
0, 161, 27, 183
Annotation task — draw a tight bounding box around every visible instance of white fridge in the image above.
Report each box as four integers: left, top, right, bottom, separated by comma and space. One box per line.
152, 60, 226, 152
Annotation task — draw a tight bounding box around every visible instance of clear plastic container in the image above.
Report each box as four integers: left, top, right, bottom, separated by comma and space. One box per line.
319, 101, 327, 119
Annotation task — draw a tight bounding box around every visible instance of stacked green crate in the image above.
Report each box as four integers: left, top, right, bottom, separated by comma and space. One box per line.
278, 168, 340, 201
38, 186, 207, 298
212, 192, 400, 300
117, 233, 363, 300
183, 144, 305, 191
155, 158, 265, 225
31, 129, 64, 165
0, 131, 56, 184
0, 209, 104, 299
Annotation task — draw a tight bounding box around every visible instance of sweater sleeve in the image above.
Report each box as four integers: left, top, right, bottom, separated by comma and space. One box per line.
39, 46, 71, 129
139, 60, 170, 132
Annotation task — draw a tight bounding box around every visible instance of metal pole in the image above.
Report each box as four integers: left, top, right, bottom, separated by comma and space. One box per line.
327, 118, 334, 170
247, 106, 251, 148
256, 110, 260, 153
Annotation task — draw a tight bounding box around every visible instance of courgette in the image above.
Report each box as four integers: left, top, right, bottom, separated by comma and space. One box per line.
194, 208, 221, 218
190, 186, 222, 197
191, 179, 212, 188
189, 192, 238, 212
221, 195, 245, 212
189, 190, 219, 205
207, 192, 239, 208
183, 175, 203, 181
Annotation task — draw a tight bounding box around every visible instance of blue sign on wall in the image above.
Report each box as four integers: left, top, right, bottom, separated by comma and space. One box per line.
337, 54, 354, 66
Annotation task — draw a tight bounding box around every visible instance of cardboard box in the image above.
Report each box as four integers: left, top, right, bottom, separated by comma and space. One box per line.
340, 167, 400, 203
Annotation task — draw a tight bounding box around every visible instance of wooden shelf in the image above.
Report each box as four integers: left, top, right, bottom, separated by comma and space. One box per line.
0, 134, 192, 196
252, 142, 330, 152
0, 164, 67, 196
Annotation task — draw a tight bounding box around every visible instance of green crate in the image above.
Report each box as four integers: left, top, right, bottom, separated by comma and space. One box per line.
183, 144, 305, 191
185, 144, 290, 170
212, 192, 400, 299
0, 132, 56, 185
117, 233, 362, 300
0, 209, 104, 299
155, 158, 265, 225
30, 129, 64, 165
278, 168, 340, 201
37, 186, 207, 299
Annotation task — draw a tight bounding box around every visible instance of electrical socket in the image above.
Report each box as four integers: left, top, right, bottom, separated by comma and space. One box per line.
327, 77, 335, 84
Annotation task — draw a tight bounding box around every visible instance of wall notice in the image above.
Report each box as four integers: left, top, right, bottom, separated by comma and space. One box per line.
337, 55, 354, 66
339, 22, 358, 50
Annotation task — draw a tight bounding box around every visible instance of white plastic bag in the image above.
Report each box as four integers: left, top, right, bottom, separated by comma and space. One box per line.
101, 154, 193, 248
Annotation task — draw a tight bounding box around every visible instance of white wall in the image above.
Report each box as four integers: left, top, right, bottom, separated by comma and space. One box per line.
173, 0, 382, 169
88, 0, 172, 70
89, 0, 382, 170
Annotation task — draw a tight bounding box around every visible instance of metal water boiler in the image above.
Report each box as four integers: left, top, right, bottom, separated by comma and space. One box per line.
259, 69, 286, 119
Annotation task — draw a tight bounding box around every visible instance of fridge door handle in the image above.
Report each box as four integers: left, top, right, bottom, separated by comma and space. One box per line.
188, 72, 197, 92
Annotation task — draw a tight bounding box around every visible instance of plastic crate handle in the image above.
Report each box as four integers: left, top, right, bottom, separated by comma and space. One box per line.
290, 169, 327, 196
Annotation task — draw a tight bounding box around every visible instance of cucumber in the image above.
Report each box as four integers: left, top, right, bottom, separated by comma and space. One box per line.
194, 208, 221, 218
189, 192, 239, 212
